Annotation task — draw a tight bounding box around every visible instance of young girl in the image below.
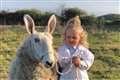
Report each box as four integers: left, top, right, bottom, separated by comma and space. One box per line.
57, 16, 94, 80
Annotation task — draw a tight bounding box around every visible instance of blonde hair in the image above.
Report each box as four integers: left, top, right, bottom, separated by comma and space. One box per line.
64, 16, 89, 48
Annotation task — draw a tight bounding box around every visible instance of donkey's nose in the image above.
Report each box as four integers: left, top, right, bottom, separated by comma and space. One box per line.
46, 61, 53, 67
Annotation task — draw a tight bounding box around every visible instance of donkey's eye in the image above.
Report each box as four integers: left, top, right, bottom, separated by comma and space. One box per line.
34, 38, 40, 43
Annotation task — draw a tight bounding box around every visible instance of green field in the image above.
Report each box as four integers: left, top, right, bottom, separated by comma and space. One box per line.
0, 25, 120, 80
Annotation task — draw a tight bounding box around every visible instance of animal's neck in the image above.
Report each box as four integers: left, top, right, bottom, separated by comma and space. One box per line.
16, 44, 57, 80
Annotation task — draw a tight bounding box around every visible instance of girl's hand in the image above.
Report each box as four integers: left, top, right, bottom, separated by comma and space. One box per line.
72, 56, 80, 67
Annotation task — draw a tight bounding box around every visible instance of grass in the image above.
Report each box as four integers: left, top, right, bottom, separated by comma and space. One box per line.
0, 25, 120, 80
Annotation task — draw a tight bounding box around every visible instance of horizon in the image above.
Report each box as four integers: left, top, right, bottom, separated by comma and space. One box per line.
0, 0, 120, 16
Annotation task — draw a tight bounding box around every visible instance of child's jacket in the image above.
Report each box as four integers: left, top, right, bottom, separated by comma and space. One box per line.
57, 44, 94, 80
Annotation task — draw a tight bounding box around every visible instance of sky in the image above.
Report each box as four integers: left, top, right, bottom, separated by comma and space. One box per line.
0, 0, 120, 16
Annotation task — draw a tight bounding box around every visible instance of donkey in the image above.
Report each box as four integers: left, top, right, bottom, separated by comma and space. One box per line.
9, 14, 58, 80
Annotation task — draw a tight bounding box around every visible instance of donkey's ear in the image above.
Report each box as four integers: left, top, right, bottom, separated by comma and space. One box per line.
24, 14, 36, 34
45, 15, 56, 34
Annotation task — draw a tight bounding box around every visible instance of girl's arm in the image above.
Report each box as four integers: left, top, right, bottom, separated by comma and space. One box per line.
57, 46, 71, 68
79, 49, 94, 70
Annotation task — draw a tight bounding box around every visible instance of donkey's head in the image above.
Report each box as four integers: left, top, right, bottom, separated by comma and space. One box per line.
23, 14, 56, 68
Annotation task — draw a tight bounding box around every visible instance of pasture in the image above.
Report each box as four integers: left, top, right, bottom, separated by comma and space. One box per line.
0, 25, 120, 80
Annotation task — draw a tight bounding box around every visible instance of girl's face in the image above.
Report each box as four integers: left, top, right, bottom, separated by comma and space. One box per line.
65, 29, 81, 47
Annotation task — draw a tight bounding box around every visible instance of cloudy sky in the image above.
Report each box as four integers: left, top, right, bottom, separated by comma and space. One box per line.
0, 0, 120, 16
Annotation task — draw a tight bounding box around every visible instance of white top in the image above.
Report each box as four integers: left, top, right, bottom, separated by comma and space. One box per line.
57, 44, 94, 80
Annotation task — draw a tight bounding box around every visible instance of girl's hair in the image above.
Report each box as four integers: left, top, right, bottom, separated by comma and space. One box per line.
64, 16, 89, 48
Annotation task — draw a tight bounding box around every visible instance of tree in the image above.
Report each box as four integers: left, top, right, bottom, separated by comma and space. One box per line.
81, 15, 97, 25
61, 8, 87, 24
97, 17, 105, 29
